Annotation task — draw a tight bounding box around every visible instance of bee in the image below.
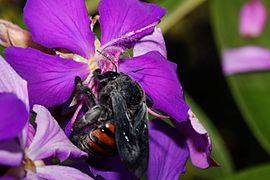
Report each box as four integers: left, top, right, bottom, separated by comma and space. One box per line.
70, 69, 149, 178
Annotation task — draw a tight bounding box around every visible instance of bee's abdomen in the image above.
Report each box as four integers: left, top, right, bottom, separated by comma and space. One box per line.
85, 122, 117, 157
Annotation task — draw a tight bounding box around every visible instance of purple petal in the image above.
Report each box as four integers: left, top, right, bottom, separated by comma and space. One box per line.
24, 0, 95, 58
23, 171, 39, 180
0, 55, 29, 110
222, 46, 270, 75
27, 105, 87, 161
25, 124, 36, 148
89, 156, 137, 180
99, 0, 166, 49
5, 47, 89, 108
0, 93, 28, 141
239, 0, 267, 38
0, 138, 23, 166
25, 166, 93, 180
174, 110, 212, 168
19, 122, 30, 150
147, 119, 189, 180
0, 178, 15, 180
134, 28, 167, 58
119, 51, 189, 121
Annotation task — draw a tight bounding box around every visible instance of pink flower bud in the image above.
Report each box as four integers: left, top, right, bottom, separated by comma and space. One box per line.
0, 19, 53, 54
239, 0, 268, 38
0, 19, 32, 47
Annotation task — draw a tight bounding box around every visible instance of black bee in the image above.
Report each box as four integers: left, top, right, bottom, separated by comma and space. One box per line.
71, 69, 149, 178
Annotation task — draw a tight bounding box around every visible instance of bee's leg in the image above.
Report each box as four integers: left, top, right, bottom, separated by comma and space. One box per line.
70, 106, 101, 152
75, 76, 97, 107
92, 68, 103, 80
72, 105, 102, 133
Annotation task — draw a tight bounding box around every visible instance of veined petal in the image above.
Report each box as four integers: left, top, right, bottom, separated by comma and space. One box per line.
174, 110, 212, 168
147, 119, 189, 180
134, 28, 167, 58
99, 0, 166, 49
27, 105, 87, 161
119, 51, 189, 121
0, 55, 29, 110
89, 156, 137, 180
25, 166, 93, 180
24, 0, 95, 58
25, 124, 36, 148
5, 47, 89, 108
239, 0, 267, 38
222, 46, 270, 75
0, 138, 23, 166
0, 93, 28, 141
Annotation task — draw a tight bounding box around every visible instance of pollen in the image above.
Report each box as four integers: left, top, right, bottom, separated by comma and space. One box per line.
23, 156, 36, 173
56, 50, 98, 75
88, 59, 98, 72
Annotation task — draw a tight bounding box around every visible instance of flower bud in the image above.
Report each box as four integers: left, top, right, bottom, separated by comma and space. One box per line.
0, 19, 53, 54
0, 19, 32, 47
239, 0, 268, 38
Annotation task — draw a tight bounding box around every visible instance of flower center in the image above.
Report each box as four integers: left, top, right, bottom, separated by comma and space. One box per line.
3, 155, 43, 179
23, 156, 36, 173
56, 38, 123, 85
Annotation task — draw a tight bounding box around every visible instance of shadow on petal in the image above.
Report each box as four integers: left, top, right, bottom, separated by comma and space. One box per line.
88, 156, 136, 180
173, 110, 212, 169
147, 119, 189, 180
0, 93, 28, 141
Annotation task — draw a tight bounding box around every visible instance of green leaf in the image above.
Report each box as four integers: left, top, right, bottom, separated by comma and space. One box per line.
182, 95, 234, 179
219, 163, 270, 180
85, 0, 99, 14
84, 0, 207, 34
158, 0, 207, 33
227, 73, 270, 154
210, 0, 270, 154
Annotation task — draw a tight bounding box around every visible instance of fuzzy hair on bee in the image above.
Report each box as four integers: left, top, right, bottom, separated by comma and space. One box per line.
70, 69, 149, 178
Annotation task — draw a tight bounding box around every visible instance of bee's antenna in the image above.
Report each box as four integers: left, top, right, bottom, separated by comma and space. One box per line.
127, 68, 144, 74
97, 49, 118, 72
131, 68, 144, 73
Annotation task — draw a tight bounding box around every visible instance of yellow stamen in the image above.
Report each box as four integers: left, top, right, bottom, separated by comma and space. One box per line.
56, 51, 98, 77
23, 156, 36, 173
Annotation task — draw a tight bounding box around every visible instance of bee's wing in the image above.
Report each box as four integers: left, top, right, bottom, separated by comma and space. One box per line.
111, 91, 149, 178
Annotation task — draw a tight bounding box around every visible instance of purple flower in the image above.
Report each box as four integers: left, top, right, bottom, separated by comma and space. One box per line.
4, 0, 213, 178
222, 46, 270, 75
0, 56, 92, 179
3, 105, 92, 179
239, 0, 268, 38
20, 105, 92, 180
5, 0, 166, 108
0, 55, 29, 167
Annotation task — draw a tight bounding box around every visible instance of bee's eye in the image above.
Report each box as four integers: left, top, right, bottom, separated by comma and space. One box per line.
103, 71, 119, 80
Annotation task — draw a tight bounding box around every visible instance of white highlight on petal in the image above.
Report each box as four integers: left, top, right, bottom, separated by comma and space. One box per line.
188, 109, 207, 134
